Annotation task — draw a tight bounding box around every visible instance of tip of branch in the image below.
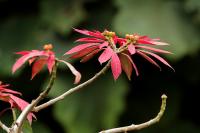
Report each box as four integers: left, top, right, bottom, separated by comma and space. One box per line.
161, 94, 167, 99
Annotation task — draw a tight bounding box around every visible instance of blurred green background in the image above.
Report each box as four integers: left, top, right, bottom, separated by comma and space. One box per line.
0, 0, 200, 133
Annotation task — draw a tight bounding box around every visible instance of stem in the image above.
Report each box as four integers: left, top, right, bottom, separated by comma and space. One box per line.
0, 120, 9, 133
11, 108, 16, 122
11, 61, 58, 133
33, 61, 111, 112
117, 41, 130, 53
99, 94, 167, 133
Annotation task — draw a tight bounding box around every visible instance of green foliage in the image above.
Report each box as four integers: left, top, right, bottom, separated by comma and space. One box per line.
113, 0, 200, 60
22, 121, 33, 133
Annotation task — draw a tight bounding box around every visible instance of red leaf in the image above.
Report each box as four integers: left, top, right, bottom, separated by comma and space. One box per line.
117, 37, 126, 46
99, 41, 108, 49
136, 45, 172, 54
139, 50, 174, 71
119, 54, 133, 80
9, 95, 35, 124
15, 51, 30, 55
0, 83, 35, 124
138, 39, 154, 45
137, 51, 161, 70
65, 43, 98, 55
0, 88, 21, 96
70, 46, 98, 59
80, 49, 101, 62
76, 37, 103, 43
111, 53, 122, 80
73, 28, 104, 39
138, 36, 169, 45
28, 57, 36, 65
151, 41, 169, 45
31, 58, 47, 79
127, 44, 136, 55
12, 51, 45, 73
98, 47, 113, 64
59, 60, 81, 84
47, 54, 55, 73
121, 53, 139, 76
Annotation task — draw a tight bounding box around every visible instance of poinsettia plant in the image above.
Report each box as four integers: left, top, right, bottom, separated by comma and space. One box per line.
0, 28, 172, 133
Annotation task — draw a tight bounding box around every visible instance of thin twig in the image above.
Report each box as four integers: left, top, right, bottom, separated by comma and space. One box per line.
99, 94, 167, 133
0, 120, 10, 133
11, 108, 16, 122
11, 61, 58, 133
33, 61, 111, 112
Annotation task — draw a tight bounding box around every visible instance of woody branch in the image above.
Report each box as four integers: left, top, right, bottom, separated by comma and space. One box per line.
99, 94, 167, 133
33, 61, 110, 112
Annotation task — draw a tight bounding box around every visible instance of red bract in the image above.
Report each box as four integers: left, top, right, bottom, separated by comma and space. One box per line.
118, 34, 174, 79
65, 29, 124, 80
0, 82, 35, 124
65, 29, 173, 80
12, 44, 55, 79
13, 44, 81, 84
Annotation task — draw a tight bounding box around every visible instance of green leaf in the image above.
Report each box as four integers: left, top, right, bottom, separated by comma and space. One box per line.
22, 121, 33, 133
49, 71, 128, 133
113, 0, 200, 60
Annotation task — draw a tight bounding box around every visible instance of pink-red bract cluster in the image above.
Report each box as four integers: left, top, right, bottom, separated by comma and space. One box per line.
65, 29, 173, 80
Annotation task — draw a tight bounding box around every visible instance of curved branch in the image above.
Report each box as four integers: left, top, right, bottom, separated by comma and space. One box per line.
99, 94, 167, 133
33, 61, 111, 112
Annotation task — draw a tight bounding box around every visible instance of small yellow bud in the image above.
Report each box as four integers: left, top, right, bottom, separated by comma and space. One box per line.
102, 30, 116, 37
43, 44, 53, 51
